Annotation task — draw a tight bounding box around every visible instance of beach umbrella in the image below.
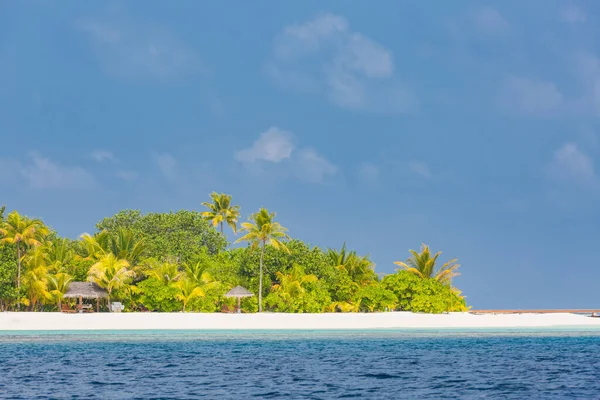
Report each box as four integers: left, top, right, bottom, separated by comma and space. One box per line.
224, 286, 254, 313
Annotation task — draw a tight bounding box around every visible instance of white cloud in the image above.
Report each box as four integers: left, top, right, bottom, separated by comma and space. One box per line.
276, 13, 349, 61
562, 6, 586, 24
235, 127, 295, 163
292, 148, 337, 183
474, 7, 510, 35
91, 149, 117, 163
78, 19, 200, 79
153, 153, 178, 180
263, 63, 319, 94
408, 161, 432, 179
268, 13, 416, 113
573, 53, 600, 116
549, 143, 596, 185
235, 127, 337, 184
500, 76, 564, 116
357, 162, 380, 184
20, 152, 95, 190
116, 170, 138, 181
503, 53, 600, 118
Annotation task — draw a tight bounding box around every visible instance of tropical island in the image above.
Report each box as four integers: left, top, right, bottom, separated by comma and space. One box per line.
0, 193, 467, 315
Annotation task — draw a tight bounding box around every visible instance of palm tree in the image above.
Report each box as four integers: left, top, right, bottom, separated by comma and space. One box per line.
175, 278, 206, 312
235, 208, 290, 312
272, 264, 318, 298
44, 238, 74, 273
22, 247, 52, 311
88, 253, 135, 311
0, 211, 49, 309
201, 192, 241, 234
47, 272, 73, 311
183, 260, 210, 285
394, 243, 460, 285
80, 228, 145, 265
110, 228, 146, 265
327, 243, 376, 286
145, 260, 181, 284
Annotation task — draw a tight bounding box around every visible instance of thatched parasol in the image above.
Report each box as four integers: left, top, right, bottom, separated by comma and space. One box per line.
224, 286, 254, 313
64, 282, 108, 312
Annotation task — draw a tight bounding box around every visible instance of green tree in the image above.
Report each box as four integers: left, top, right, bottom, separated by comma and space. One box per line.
175, 278, 206, 312
233, 240, 331, 293
381, 270, 467, 313
235, 208, 290, 312
265, 264, 330, 313
137, 259, 182, 312
0, 211, 49, 309
138, 278, 180, 312
95, 210, 226, 261
87, 254, 135, 311
0, 242, 17, 310
356, 284, 397, 312
394, 243, 460, 285
201, 192, 241, 235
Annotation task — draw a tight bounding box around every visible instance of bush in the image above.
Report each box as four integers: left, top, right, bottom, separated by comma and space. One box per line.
381, 271, 467, 313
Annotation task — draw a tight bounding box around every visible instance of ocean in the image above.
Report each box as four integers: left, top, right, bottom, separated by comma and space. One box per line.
1, 330, 600, 399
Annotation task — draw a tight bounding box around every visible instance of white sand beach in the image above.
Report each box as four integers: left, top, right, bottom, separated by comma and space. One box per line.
2, 312, 600, 331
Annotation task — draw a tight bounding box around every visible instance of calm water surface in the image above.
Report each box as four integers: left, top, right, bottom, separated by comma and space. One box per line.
1, 330, 600, 399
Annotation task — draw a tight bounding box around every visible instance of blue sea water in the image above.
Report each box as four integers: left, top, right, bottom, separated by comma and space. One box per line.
1, 330, 600, 399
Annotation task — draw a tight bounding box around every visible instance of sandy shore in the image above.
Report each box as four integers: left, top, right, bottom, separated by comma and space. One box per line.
2, 312, 600, 331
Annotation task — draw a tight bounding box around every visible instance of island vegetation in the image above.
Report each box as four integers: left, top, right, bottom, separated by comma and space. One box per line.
0, 196, 468, 314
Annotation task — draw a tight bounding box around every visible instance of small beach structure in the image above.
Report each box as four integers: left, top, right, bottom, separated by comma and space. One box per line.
63, 282, 108, 313
224, 286, 254, 313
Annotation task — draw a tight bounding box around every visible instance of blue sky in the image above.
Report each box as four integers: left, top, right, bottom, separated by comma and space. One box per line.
2, 0, 600, 309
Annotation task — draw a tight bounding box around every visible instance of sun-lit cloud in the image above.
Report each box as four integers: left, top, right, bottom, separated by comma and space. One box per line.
19, 152, 95, 190
235, 127, 295, 163
267, 13, 416, 114
235, 127, 337, 184
152, 152, 178, 180
292, 148, 338, 183
500, 76, 564, 116
90, 149, 117, 163
548, 143, 596, 187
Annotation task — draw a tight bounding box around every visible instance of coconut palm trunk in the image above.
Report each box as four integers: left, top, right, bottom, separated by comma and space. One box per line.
259, 241, 265, 312
16, 245, 21, 311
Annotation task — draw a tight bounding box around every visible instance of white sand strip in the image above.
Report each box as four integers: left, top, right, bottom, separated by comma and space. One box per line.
2, 312, 600, 331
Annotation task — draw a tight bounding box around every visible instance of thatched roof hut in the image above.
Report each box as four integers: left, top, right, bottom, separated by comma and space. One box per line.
63, 282, 108, 313
64, 282, 108, 299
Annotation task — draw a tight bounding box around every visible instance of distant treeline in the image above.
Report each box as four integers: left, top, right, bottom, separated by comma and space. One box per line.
0, 195, 467, 313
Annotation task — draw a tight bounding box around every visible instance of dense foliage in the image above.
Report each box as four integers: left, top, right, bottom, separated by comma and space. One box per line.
0, 197, 469, 313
